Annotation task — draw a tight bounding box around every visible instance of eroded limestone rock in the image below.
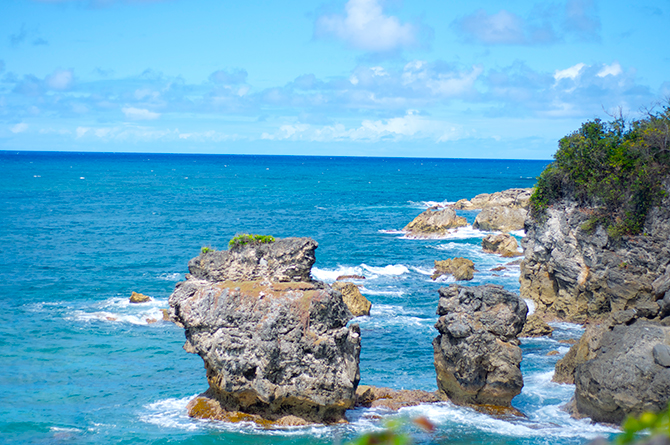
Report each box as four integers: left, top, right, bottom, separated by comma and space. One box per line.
129, 291, 151, 303
473, 206, 527, 233
482, 233, 522, 257
403, 207, 467, 238
452, 188, 532, 210
433, 284, 527, 408
432, 258, 475, 281
169, 237, 361, 425
332, 282, 372, 317
520, 313, 553, 337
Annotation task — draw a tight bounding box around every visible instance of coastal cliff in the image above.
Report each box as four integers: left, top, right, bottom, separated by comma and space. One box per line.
169, 237, 361, 425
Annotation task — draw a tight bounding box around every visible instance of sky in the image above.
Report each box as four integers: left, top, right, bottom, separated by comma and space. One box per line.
0, 0, 668, 159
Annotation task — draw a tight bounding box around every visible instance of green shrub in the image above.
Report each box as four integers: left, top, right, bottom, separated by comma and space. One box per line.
228, 234, 275, 249
201, 246, 214, 254
616, 404, 670, 444
530, 103, 670, 238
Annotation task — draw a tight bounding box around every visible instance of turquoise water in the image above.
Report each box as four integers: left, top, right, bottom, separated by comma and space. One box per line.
0, 152, 617, 444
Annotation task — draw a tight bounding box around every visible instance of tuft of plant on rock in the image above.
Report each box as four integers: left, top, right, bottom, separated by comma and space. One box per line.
201, 246, 214, 254
530, 103, 670, 238
228, 233, 276, 249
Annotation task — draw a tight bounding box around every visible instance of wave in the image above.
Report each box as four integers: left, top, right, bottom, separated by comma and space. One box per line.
70, 296, 169, 326
400, 225, 490, 241
312, 264, 410, 282
378, 229, 406, 234
407, 200, 454, 209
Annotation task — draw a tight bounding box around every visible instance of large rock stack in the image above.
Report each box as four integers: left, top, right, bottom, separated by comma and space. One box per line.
169, 237, 361, 425
432, 284, 527, 408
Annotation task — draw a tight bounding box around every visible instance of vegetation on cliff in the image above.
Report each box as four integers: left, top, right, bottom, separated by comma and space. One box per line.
228, 233, 275, 249
530, 103, 670, 238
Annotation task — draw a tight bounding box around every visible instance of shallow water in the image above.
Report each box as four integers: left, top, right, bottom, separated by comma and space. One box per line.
0, 151, 617, 444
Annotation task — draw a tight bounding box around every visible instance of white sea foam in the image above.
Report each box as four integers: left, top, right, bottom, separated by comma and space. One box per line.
509, 229, 525, 237
401, 225, 490, 241
524, 299, 536, 315
142, 395, 201, 431
407, 200, 454, 208
378, 229, 407, 234
70, 296, 169, 326
156, 272, 183, 281
362, 264, 409, 276
312, 264, 409, 282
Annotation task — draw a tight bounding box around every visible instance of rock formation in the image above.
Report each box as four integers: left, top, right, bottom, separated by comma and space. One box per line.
403, 207, 467, 237
473, 206, 527, 232
354, 385, 442, 411
169, 237, 361, 425
553, 323, 605, 384
519, 313, 553, 337
573, 320, 670, 424
129, 291, 151, 303
452, 188, 532, 210
482, 233, 522, 257
431, 258, 475, 281
433, 284, 527, 408
332, 282, 372, 317
520, 195, 670, 322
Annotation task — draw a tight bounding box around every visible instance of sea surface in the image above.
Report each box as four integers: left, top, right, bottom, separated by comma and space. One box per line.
0, 151, 618, 444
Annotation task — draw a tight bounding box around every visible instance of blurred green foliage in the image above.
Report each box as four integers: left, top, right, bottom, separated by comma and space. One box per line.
228, 234, 276, 249
616, 404, 670, 444
530, 103, 670, 238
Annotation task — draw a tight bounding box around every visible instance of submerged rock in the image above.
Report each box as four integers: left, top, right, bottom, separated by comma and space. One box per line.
129, 291, 151, 303
431, 258, 475, 281
169, 237, 361, 425
452, 188, 532, 210
574, 320, 670, 424
354, 385, 442, 411
332, 282, 372, 317
473, 206, 527, 233
433, 284, 527, 408
403, 207, 467, 237
482, 233, 522, 257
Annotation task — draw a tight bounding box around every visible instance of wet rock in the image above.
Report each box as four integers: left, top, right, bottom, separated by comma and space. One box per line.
336, 275, 366, 281
431, 258, 475, 281
332, 282, 372, 317
574, 320, 670, 424
653, 344, 670, 367
129, 291, 151, 303
169, 237, 361, 425
452, 188, 533, 210
354, 385, 442, 410
553, 323, 605, 384
520, 313, 553, 337
547, 350, 560, 356
403, 207, 467, 238
473, 206, 527, 233
482, 233, 522, 257
433, 284, 528, 408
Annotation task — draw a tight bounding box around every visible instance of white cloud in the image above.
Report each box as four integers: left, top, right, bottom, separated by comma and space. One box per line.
261, 111, 462, 143
402, 62, 483, 97
597, 62, 622, 78
122, 107, 161, 120
455, 10, 526, 44
46, 69, 74, 90
10, 123, 28, 133
554, 63, 585, 81
315, 0, 417, 51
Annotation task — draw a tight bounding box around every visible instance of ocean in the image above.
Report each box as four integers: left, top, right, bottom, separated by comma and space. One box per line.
0, 151, 618, 444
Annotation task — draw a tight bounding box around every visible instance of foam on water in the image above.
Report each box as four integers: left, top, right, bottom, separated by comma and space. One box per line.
70, 296, 169, 326
312, 264, 410, 282
407, 200, 454, 208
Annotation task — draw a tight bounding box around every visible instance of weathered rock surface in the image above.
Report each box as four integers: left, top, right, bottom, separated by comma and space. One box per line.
354, 385, 442, 411
403, 207, 467, 237
187, 237, 317, 283
574, 320, 670, 424
431, 258, 475, 281
332, 282, 372, 317
473, 206, 527, 232
520, 193, 670, 322
553, 323, 604, 384
520, 313, 553, 337
433, 284, 528, 408
482, 233, 522, 257
169, 237, 361, 425
452, 188, 532, 210
129, 291, 151, 303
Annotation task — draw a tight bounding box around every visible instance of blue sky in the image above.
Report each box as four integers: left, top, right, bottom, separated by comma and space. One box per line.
1, 0, 668, 159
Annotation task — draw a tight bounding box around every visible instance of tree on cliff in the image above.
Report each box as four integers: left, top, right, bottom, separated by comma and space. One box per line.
530, 102, 670, 238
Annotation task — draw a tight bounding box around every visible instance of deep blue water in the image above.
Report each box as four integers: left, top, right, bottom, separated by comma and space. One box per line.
0, 151, 617, 444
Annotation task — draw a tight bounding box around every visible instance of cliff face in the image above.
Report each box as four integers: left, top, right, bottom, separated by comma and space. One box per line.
169, 237, 361, 425
520, 189, 670, 322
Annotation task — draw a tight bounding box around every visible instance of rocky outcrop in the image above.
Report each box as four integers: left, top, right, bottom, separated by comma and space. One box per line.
482, 233, 522, 257
574, 320, 670, 424
169, 237, 361, 425
520, 196, 670, 322
431, 258, 475, 281
403, 207, 467, 237
553, 323, 605, 384
520, 313, 553, 337
433, 285, 527, 408
354, 385, 442, 411
473, 206, 527, 232
129, 291, 151, 303
452, 188, 532, 210
332, 282, 372, 317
